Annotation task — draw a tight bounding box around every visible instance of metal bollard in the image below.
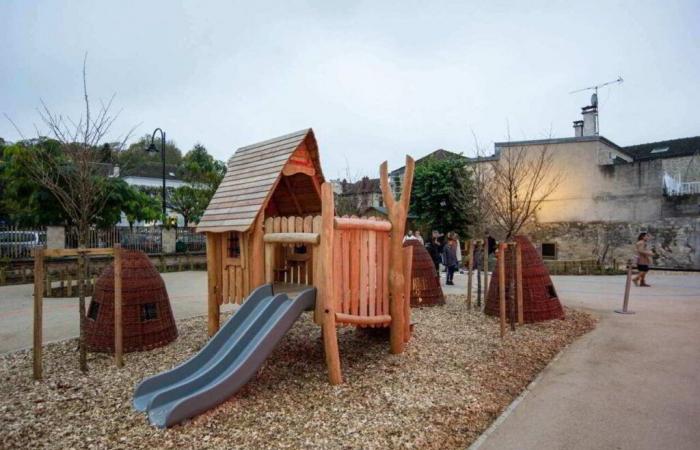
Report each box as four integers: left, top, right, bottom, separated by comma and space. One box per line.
615, 259, 636, 315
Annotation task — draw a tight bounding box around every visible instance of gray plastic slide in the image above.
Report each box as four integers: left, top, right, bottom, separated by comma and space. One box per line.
133, 284, 316, 428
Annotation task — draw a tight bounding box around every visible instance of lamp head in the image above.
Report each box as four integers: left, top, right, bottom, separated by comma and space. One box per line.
146, 142, 158, 153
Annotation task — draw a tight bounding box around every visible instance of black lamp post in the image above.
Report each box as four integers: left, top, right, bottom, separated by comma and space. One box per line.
146, 128, 167, 223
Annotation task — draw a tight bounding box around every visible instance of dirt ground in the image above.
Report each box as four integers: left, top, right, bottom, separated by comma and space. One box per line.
0, 295, 595, 449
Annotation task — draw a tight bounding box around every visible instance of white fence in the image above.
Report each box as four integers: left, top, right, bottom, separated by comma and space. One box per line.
664, 173, 700, 196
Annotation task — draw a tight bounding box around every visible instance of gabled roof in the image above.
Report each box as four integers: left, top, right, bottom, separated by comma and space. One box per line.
623, 136, 700, 161
390, 149, 467, 176
197, 129, 323, 232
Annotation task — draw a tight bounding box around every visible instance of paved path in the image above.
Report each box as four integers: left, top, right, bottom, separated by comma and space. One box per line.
468, 274, 700, 450
0, 271, 237, 354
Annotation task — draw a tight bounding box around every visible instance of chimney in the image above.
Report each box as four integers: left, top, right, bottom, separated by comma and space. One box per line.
581, 105, 598, 136
573, 120, 584, 137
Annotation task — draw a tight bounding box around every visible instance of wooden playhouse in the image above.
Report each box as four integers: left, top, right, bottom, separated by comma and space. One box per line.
197, 128, 415, 384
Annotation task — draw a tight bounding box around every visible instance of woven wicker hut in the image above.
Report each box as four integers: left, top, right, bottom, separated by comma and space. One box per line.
85, 250, 177, 352
485, 235, 564, 323
403, 239, 444, 307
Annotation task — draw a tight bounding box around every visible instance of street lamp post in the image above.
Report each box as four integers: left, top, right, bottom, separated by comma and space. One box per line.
146, 128, 167, 223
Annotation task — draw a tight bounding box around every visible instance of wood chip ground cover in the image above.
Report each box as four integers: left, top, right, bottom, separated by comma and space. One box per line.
0, 295, 595, 449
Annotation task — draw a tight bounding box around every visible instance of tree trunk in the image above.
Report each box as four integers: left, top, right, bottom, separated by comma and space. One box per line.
77, 226, 88, 372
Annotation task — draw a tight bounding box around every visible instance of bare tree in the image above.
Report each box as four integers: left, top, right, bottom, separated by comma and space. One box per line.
469, 131, 494, 237
485, 139, 563, 240
6, 55, 135, 371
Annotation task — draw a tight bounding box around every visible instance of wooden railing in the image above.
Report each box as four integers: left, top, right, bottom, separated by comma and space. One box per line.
331, 216, 391, 326
263, 215, 320, 286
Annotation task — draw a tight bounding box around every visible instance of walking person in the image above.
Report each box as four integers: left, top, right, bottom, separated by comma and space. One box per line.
443, 236, 459, 286
632, 232, 654, 287
425, 233, 443, 275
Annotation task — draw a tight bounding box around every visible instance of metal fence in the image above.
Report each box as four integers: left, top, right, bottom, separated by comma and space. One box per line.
176, 227, 206, 252
66, 226, 163, 253
0, 225, 47, 259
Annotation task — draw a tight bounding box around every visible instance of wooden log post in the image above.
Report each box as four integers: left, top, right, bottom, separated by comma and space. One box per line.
380, 156, 415, 355
403, 245, 413, 343
508, 243, 516, 331
466, 239, 474, 309
33, 247, 44, 380
319, 182, 342, 384
114, 244, 123, 368
515, 242, 524, 325
615, 259, 636, 315
483, 235, 490, 302
498, 243, 507, 338
206, 233, 221, 336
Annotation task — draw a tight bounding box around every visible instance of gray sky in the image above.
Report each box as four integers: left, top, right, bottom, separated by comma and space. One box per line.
2, 0, 699, 179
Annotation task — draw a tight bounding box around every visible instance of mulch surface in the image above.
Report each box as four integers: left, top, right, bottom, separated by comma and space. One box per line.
0, 295, 596, 449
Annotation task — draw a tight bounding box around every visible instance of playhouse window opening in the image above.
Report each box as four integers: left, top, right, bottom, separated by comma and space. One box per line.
546, 285, 558, 299
141, 303, 158, 321
541, 242, 557, 260
87, 302, 99, 320
228, 232, 241, 258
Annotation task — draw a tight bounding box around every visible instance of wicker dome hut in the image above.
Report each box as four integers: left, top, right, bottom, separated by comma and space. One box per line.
403, 239, 444, 307
485, 235, 564, 323
85, 250, 177, 352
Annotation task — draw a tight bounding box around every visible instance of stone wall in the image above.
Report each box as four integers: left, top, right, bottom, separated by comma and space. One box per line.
530, 217, 700, 270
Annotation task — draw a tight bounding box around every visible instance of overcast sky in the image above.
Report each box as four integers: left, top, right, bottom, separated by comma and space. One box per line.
2, 1, 698, 178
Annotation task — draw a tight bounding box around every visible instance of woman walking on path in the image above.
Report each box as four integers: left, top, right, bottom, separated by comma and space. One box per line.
633, 232, 654, 287
443, 236, 459, 285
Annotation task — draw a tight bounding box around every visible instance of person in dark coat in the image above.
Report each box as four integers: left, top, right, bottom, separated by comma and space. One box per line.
442, 236, 459, 285
425, 233, 443, 275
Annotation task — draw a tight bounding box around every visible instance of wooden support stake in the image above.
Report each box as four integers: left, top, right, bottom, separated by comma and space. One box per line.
466, 239, 474, 309
319, 182, 342, 384
403, 245, 413, 343
483, 235, 490, 301
515, 242, 524, 325
498, 243, 506, 338
114, 244, 123, 367
206, 233, 221, 336
615, 259, 636, 315
33, 247, 44, 380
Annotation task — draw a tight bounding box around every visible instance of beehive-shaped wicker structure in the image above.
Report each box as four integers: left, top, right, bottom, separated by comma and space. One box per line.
485, 235, 564, 322
403, 239, 445, 307
85, 250, 177, 352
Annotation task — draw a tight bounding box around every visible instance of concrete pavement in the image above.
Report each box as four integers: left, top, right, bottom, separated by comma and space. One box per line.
468, 274, 700, 450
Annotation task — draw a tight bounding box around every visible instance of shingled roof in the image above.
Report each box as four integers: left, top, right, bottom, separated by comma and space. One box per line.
197, 129, 323, 232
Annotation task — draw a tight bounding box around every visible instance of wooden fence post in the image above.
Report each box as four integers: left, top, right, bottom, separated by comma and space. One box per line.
466, 239, 474, 309
114, 244, 123, 367
33, 247, 44, 380
615, 259, 636, 315
515, 242, 524, 325
498, 243, 506, 338
319, 182, 342, 385
483, 235, 490, 301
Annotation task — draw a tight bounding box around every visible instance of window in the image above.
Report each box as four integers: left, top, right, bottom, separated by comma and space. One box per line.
651, 147, 669, 154
546, 285, 558, 299
227, 232, 241, 258
541, 242, 557, 260
87, 302, 100, 320
141, 303, 158, 321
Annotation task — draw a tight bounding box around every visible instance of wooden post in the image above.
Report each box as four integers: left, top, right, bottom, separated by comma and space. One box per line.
508, 243, 516, 331
319, 182, 342, 384
515, 242, 524, 325
466, 239, 474, 309
403, 245, 413, 343
264, 243, 275, 285
483, 235, 490, 301
114, 244, 123, 368
380, 156, 415, 355
33, 247, 44, 380
206, 233, 221, 336
498, 243, 506, 338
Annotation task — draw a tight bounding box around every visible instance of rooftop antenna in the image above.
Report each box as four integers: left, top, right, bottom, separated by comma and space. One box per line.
569, 76, 624, 135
